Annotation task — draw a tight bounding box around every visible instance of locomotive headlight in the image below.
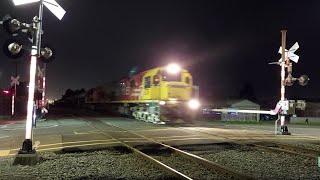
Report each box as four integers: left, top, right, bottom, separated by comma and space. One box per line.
188, 99, 200, 110
166, 63, 181, 74
159, 101, 166, 105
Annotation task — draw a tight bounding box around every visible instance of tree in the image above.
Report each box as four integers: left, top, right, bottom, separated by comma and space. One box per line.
62, 89, 74, 100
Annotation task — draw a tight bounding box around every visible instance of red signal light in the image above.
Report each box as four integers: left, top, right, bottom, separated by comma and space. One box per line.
3, 90, 10, 94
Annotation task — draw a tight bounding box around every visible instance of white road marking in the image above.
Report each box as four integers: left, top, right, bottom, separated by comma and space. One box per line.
0, 125, 7, 129
0, 135, 9, 139
2, 141, 121, 157
3, 124, 59, 131
73, 130, 102, 135
155, 135, 200, 139
134, 128, 174, 132
1, 139, 119, 157
0, 123, 16, 129
38, 139, 117, 148
37, 142, 120, 152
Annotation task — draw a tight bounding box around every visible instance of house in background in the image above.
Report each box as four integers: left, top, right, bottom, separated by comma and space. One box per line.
303, 102, 320, 117
290, 101, 320, 124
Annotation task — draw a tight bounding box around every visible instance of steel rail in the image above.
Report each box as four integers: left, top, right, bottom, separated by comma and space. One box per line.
262, 142, 319, 158
181, 128, 319, 159
82, 119, 192, 180
90, 118, 255, 180
161, 144, 254, 180
250, 143, 317, 159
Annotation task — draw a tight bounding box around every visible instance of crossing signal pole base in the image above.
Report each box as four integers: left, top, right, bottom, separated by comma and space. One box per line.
13, 139, 38, 166
277, 125, 291, 135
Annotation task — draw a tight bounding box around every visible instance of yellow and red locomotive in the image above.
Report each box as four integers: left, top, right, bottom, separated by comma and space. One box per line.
114, 63, 200, 123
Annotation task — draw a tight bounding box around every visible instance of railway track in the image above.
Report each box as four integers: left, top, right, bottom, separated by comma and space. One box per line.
180, 127, 320, 159
252, 141, 320, 159
77, 113, 319, 159
80, 117, 254, 180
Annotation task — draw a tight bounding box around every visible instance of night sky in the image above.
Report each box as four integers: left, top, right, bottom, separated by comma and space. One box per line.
0, 0, 319, 101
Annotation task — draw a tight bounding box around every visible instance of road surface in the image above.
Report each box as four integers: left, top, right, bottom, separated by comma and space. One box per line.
0, 117, 319, 157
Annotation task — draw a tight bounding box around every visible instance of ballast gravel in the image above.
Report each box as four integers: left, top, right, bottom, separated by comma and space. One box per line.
152, 153, 231, 180
287, 142, 320, 152
0, 150, 173, 180
183, 143, 320, 180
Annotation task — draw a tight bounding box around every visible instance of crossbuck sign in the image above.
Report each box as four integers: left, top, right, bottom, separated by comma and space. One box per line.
278, 42, 299, 63
12, 0, 66, 20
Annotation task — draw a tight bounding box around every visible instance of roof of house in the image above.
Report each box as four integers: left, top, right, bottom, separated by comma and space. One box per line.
203, 99, 260, 108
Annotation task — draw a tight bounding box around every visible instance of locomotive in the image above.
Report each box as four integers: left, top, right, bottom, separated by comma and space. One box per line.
87, 63, 200, 124
115, 63, 200, 124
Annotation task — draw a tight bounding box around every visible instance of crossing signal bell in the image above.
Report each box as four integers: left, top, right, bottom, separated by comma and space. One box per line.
298, 75, 309, 86
3, 39, 25, 59
40, 46, 55, 63
277, 42, 309, 87
2, 16, 21, 34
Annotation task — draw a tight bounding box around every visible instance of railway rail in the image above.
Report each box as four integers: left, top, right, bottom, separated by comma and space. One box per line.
252, 142, 320, 159
180, 127, 320, 159
80, 117, 254, 180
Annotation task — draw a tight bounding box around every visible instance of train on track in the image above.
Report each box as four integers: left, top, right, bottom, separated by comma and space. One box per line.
86, 63, 200, 124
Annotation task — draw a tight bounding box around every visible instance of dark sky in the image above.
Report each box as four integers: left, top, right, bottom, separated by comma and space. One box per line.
0, 0, 319, 101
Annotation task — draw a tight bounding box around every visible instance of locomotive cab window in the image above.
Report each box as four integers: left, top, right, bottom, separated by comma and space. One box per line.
162, 71, 181, 82
144, 76, 151, 88
153, 75, 160, 85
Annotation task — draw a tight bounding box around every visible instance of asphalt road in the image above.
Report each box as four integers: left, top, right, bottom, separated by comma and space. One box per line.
0, 117, 319, 157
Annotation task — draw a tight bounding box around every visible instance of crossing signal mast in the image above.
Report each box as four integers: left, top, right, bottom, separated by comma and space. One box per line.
1, 0, 65, 165
10, 75, 20, 116
205, 30, 309, 135
271, 30, 309, 135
